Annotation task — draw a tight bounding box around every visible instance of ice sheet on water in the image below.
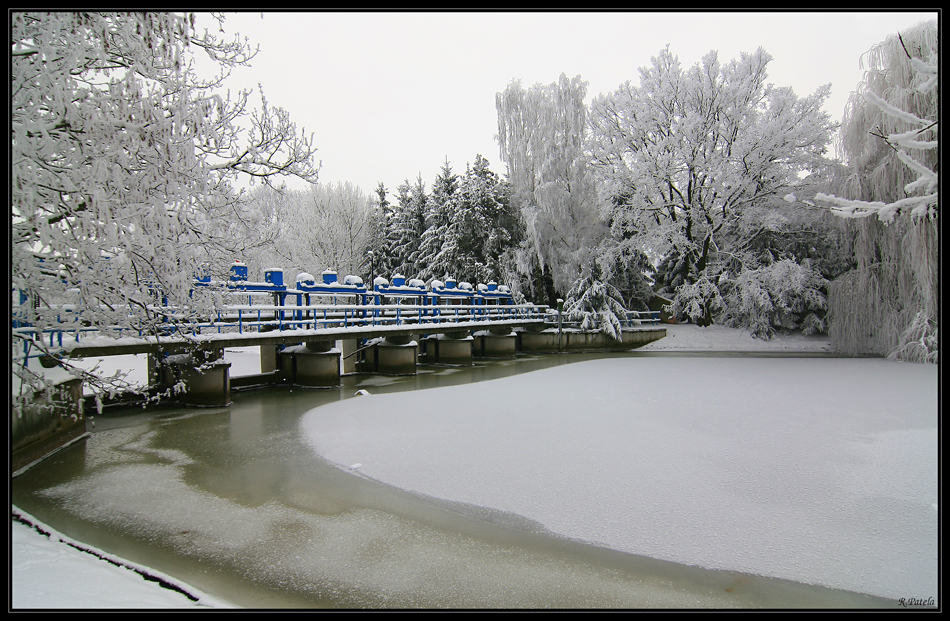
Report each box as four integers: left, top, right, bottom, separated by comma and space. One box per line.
299, 356, 937, 601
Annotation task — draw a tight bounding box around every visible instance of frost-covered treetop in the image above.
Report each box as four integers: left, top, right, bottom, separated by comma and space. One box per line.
815, 21, 938, 222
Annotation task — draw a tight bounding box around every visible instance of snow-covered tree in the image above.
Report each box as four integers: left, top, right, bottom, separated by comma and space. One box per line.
443, 155, 521, 284
267, 182, 373, 278
390, 175, 428, 278
229, 184, 286, 275
813, 21, 938, 362
378, 155, 522, 288
699, 173, 850, 338
718, 259, 829, 339
815, 26, 938, 222
563, 259, 629, 341
589, 46, 837, 330
496, 74, 607, 301
12, 12, 319, 400
596, 242, 655, 312
417, 162, 460, 281
365, 182, 394, 283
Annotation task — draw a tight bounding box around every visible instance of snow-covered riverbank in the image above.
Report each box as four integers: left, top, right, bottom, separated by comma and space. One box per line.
11, 508, 233, 609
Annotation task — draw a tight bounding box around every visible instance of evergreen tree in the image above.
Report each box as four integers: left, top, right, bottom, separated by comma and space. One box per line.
379, 156, 523, 289
564, 260, 629, 341
365, 182, 394, 282
405, 176, 429, 276
451, 155, 523, 283
388, 182, 410, 273
389, 176, 427, 278
417, 161, 460, 281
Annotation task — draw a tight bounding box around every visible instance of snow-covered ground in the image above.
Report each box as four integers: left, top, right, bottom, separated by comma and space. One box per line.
11, 509, 233, 609
636, 322, 835, 352
11, 324, 939, 608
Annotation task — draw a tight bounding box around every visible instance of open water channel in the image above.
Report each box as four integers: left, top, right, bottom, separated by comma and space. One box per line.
12, 351, 896, 609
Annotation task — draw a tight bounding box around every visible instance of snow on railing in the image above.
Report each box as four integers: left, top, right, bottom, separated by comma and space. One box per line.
11, 300, 550, 363
205, 302, 548, 334
12, 264, 542, 362
555, 310, 662, 331
625, 311, 661, 327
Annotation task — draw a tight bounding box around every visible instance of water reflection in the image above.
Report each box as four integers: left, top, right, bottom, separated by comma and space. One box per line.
12, 353, 897, 609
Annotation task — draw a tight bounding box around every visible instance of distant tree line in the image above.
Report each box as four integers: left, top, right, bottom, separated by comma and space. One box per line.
243, 20, 936, 365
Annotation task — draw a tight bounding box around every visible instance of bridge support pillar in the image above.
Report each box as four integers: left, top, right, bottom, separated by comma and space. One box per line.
279, 343, 340, 388
518, 329, 560, 353
12, 376, 86, 473
260, 345, 281, 373
475, 332, 517, 359
341, 339, 358, 374
365, 337, 417, 375
426, 334, 473, 366
519, 328, 668, 352
163, 348, 231, 407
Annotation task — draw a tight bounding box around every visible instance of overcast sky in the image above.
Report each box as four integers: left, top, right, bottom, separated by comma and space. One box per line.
196, 10, 938, 196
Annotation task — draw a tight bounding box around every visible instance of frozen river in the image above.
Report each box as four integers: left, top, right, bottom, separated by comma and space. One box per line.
11, 333, 936, 608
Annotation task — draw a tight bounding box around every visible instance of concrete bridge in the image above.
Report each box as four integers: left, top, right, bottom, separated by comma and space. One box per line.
16, 263, 665, 392
29, 311, 664, 406
12, 263, 665, 470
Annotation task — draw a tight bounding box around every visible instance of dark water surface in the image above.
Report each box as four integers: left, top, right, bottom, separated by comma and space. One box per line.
12, 351, 896, 608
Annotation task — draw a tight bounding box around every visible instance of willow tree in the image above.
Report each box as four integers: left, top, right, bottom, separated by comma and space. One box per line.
12, 12, 320, 401
815, 20, 938, 362
496, 73, 606, 303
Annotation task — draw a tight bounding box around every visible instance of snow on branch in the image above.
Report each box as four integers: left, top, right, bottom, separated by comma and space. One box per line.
816, 38, 937, 223
863, 89, 930, 127
11, 12, 322, 404
815, 192, 937, 222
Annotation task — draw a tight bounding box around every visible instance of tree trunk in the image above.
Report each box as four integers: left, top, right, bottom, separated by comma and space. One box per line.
697, 302, 713, 327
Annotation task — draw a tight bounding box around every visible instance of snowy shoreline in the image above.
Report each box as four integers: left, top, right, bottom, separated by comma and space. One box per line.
11, 507, 234, 609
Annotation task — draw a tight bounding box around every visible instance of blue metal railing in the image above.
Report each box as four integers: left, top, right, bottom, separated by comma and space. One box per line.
554, 310, 662, 331
624, 310, 662, 327
11, 299, 551, 363
206, 301, 549, 334
13, 264, 662, 364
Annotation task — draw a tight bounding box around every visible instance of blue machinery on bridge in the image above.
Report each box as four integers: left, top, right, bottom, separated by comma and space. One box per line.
14, 262, 665, 408
191, 263, 531, 334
